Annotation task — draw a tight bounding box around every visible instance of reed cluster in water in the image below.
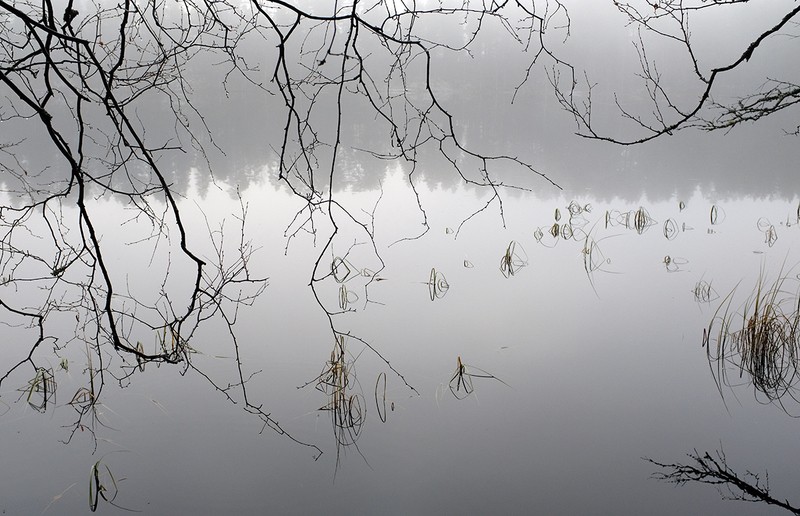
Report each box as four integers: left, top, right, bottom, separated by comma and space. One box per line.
705, 270, 800, 407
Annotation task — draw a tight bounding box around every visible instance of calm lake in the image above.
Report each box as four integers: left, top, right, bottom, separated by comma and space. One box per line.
5, 168, 800, 514
2, 1, 800, 514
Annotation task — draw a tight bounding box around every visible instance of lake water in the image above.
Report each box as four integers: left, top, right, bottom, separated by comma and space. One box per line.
4, 166, 800, 514
2, 1, 800, 514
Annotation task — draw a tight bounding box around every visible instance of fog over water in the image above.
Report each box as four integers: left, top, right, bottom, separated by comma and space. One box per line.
2, 1, 800, 515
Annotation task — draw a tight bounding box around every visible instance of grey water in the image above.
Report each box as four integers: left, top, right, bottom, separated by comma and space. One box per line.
3, 3, 800, 515
5, 173, 800, 515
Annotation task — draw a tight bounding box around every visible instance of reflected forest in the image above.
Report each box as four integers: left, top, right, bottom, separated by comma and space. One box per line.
2, 0, 800, 513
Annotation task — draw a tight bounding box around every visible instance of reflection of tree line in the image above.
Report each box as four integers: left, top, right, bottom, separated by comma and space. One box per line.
5, 0, 570, 499
8, 88, 800, 205
2, 0, 798, 511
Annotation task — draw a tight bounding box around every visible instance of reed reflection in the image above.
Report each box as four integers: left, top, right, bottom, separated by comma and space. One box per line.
88, 458, 127, 512
693, 280, 719, 304
500, 241, 528, 278
19, 367, 56, 414
447, 356, 508, 401
757, 217, 779, 248
329, 253, 381, 312
704, 268, 800, 410
374, 372, 390, 424
426, 268, 450, 301
607, 206, 657, 235
302, 335, 366, 463
663, 255, 689, 273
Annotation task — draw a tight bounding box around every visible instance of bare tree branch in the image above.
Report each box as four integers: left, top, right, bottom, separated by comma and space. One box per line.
646, 447, 800, 515
553, 1, 800, 144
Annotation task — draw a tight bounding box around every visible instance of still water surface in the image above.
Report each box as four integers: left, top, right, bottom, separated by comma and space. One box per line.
4, 168, 800, 514
2, 0, 800, 512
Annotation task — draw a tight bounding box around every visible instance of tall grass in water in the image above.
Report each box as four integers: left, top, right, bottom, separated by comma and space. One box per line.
18, 367, 56, 413
89, 460, 119, 512
500, 241, 527, 278
87, 456, 136, 512
705, 268, 800, 409
301, 334, 365, 450
448, 356, 509, 400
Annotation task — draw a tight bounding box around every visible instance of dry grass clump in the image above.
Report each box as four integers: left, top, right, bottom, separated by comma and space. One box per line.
304, 334, 365, 447
705, 270, 800, 408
